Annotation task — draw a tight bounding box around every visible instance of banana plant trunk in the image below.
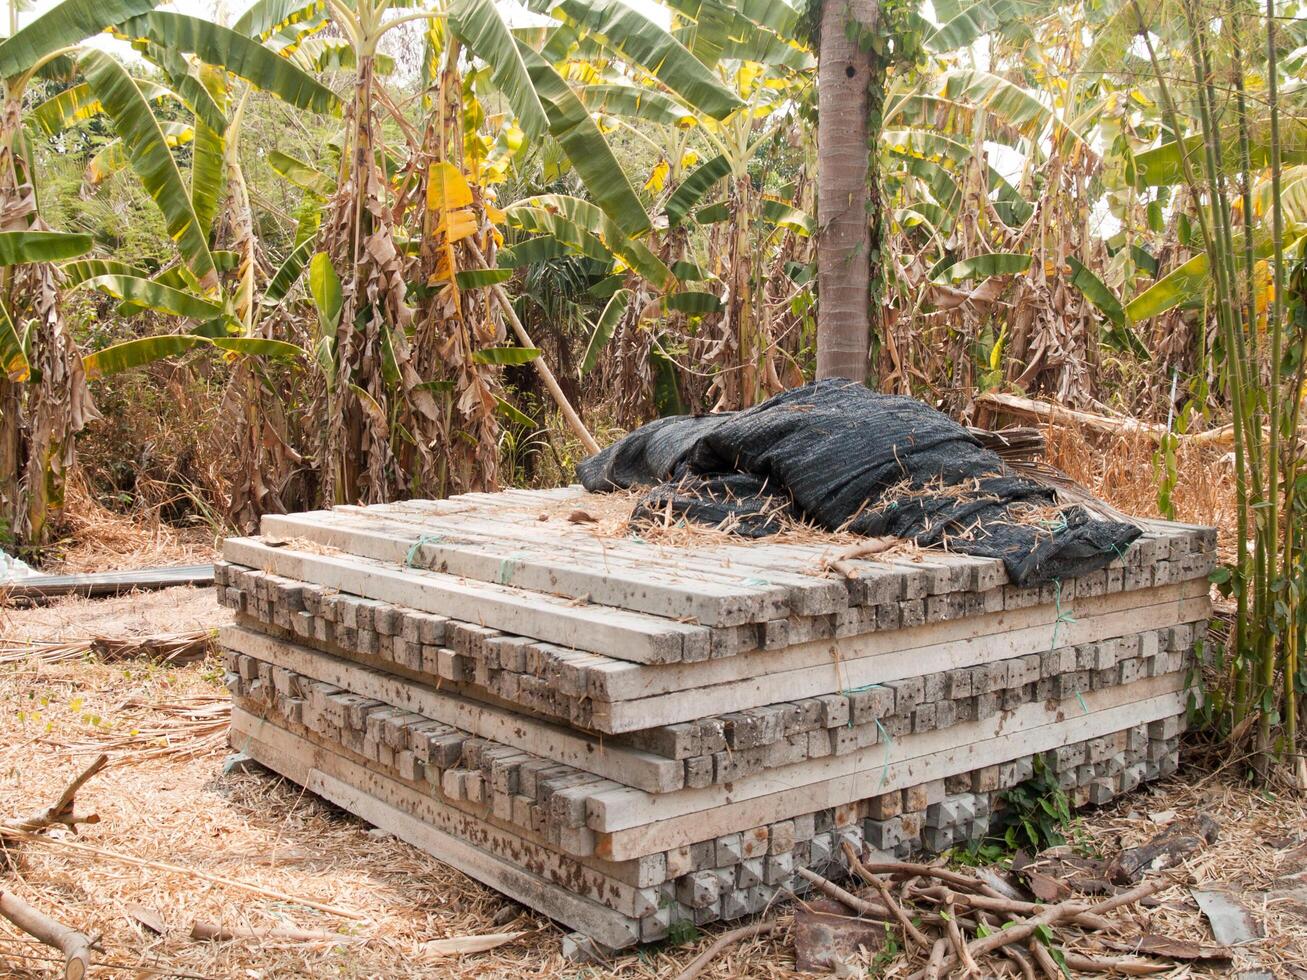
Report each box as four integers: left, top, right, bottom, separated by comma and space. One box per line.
816, 0, 880, 383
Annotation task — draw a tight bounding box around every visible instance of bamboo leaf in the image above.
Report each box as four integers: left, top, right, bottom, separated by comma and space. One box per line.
472, 346, 541, 365
0, 231, 92, 265
0, 0, 160, 79
582, 287, 629, 374
450, 0, 549, 138
79, 48, 219, 291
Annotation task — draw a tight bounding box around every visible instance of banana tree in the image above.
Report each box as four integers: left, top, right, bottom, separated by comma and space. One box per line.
0, 0, 166, 547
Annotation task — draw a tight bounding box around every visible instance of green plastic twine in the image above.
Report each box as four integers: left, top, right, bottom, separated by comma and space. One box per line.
1049, 578, 1077, 651
405, 533, 445, 568
873, 717, 893, 788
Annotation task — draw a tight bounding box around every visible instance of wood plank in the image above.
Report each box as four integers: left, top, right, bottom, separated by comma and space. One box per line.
230, 711, 643, 948
585, 670, 1188, 832
596, 686, 1189, 860
1, 563, 214, 601
262, 510, 788, 627
222, 625, 684, 793
223, 537, 707, 664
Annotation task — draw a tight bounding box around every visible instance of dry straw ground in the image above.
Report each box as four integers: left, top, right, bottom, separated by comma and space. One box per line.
0, 421, 1291, 978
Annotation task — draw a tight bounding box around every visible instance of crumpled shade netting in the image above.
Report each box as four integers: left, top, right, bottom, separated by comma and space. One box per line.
576, 379, 1140, 586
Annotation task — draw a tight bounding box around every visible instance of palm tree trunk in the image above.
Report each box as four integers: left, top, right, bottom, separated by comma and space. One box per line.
816, 0, 879, 383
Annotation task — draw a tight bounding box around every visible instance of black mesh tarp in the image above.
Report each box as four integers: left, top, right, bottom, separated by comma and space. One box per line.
577, 379, 1139, 585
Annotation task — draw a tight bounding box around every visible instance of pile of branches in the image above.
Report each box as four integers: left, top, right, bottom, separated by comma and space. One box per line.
680, 834, 1230, 979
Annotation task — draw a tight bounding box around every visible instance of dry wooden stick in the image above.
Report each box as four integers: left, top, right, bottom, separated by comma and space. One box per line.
857, 859, 994, 895
1027, 938, 1062, 980
912, 884, 1114, 930
671, 916, 785, 980
841, 840, 930, 948
1062, 951, 1171, 975
923, 937, 948, 980
943, 892, 980, 977
964, 879, 1164, 961
0, 829, 363, 920
3, 754, 107, 835
190, 920, 366, 944
0, 889, 95, 980
794, 867, 889, 919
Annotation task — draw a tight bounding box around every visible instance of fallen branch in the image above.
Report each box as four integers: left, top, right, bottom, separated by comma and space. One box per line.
856, 859, 995, 895
3, 754, 107, 835
1062, 951, 1172, 975
794, 867, 889, 920
189, 920, 367, 944
911, 884, 1114, 931
0, 828, 363, 920
977, 391, 1251, 446
0, 888, 95, 980
824, 537, 901, 578
671, 916, 784, 980
841, 840, 930, 948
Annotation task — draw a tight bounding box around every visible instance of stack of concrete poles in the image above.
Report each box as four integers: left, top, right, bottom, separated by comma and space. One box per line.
217, 486, 1212, 953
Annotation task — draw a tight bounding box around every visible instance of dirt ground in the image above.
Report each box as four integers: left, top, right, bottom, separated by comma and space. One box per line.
0, 586, 1303, 978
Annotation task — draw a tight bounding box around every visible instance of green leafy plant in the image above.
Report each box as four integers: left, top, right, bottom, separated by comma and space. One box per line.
990, 755, 1073, 853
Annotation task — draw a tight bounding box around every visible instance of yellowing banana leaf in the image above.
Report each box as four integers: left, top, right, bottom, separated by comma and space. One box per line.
760, 198, 812, 236
84, 334, 203, 379
79, 48, 218, 291
0, 0, 160, 78
558, 0, 742, 120
579, 84, 697, 129
666, 154, 729, 225
472, 346, 541, 365
428, 161, 475, 211
81, 274, 229, 321
0, 300, 28, 382
209, 336, 305, 359
516, 41, 651, 237
450, 0, 549, 138
60, 259, 145, 286
507, 194, 673, 289
933, 252, 1032, 282
664, 290, 722, 314
454, 268, 514, 288
0, 231, 92, 265
29, 78, 172, 136
116, 12, 340, 114
269, 150, 335, 197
